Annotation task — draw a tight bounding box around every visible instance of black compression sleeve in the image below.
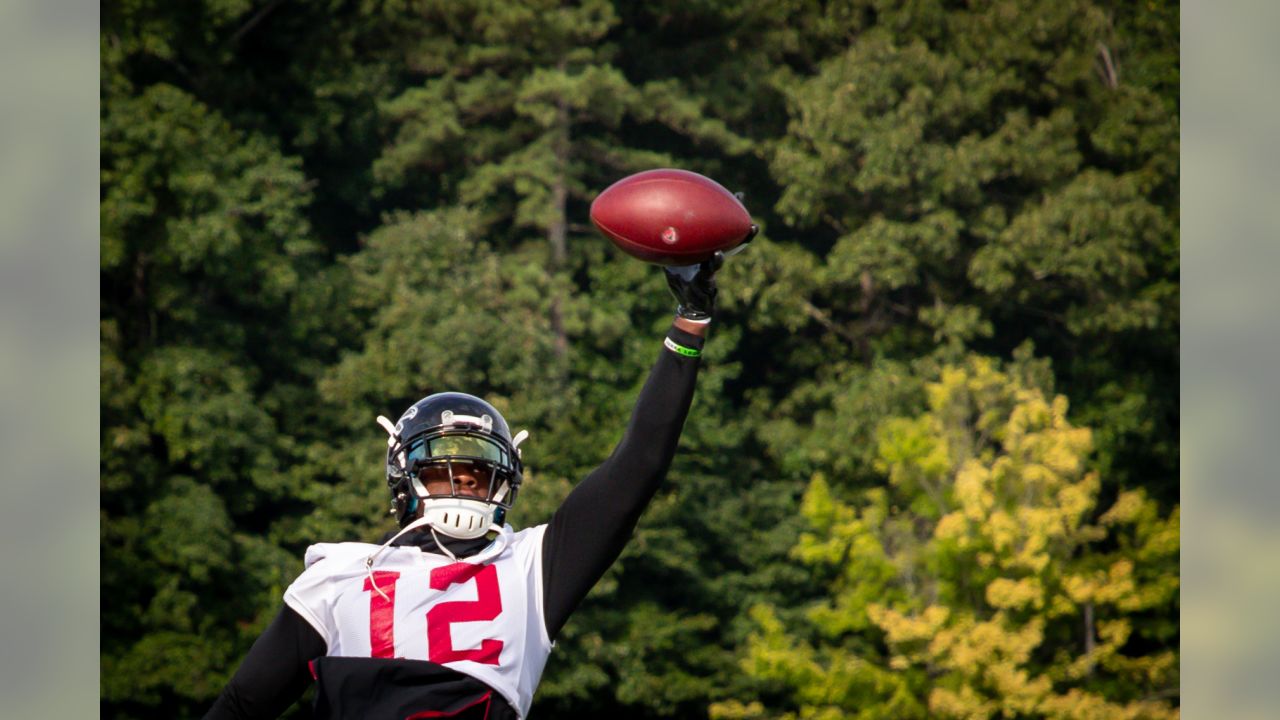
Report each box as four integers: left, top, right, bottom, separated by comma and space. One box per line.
540, 325, 704, 639
203, 606, 326, 720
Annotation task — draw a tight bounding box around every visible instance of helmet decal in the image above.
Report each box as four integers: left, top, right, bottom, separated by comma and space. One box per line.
394, 404, 418, 435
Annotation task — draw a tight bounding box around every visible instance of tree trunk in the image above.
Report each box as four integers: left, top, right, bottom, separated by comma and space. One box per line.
1083, 601, 1097, 676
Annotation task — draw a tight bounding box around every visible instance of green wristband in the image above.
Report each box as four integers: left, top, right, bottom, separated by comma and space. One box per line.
663, 336, 701, 358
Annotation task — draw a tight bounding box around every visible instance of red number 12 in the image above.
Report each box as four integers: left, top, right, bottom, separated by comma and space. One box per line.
363, 563, 504, 666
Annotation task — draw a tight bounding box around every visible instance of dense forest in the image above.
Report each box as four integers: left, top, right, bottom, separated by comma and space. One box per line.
101, 1, 1178, 717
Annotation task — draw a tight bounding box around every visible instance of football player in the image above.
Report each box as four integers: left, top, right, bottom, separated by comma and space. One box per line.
204, 254, 728, 719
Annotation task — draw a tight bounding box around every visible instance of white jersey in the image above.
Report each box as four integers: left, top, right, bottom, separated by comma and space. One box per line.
284, 524, 552, 718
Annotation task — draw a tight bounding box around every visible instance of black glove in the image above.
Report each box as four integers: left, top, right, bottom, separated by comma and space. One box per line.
664, 252, 723, 322
665, 224, 752, 319
664, 224, 756, 322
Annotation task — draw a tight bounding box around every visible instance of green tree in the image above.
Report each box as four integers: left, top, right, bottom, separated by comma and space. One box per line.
712, 356, 1179, 719
100, 81, 324, 717
750, 0, 1178, 499
100, 3, 351, 715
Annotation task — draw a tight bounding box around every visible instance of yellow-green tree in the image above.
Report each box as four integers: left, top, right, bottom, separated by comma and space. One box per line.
713, 357, 1178, 719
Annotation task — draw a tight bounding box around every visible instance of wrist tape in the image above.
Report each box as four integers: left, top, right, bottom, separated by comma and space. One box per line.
663, 337, 702, 358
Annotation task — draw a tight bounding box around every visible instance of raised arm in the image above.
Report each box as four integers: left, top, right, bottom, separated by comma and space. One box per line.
540, 252, 730, 639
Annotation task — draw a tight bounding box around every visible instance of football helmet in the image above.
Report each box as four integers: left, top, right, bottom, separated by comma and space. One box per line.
377, 392, 527, 539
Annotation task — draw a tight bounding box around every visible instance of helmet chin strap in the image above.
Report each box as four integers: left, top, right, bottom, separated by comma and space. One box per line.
364, 513, 512, 600
366, 514, 433, 600
430, 526, 459, 562
366, 471, 510, 599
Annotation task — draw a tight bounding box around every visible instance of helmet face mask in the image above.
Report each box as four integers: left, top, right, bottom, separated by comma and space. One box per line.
413, 458, 497, 499
383, 393, 524, 538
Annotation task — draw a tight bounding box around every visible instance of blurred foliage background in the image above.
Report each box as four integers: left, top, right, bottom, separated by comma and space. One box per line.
100, 1, 1178, 717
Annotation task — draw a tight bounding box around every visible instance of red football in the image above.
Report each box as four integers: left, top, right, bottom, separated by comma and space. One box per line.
589, 169, 753, 265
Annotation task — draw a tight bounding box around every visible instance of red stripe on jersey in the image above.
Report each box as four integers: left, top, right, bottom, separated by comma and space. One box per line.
363, 570, 402, 658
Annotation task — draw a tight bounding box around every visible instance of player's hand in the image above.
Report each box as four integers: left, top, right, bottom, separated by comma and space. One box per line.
664, 224, 754, 323
664, 252, 722, 323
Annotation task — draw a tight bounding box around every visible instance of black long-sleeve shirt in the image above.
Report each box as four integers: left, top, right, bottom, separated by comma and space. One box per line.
205, 326, 705, 719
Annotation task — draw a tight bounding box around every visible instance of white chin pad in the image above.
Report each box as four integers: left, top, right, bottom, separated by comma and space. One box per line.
421, 498, 494, 540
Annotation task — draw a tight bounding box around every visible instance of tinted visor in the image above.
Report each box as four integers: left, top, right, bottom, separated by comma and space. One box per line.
405, 433, 511, 467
